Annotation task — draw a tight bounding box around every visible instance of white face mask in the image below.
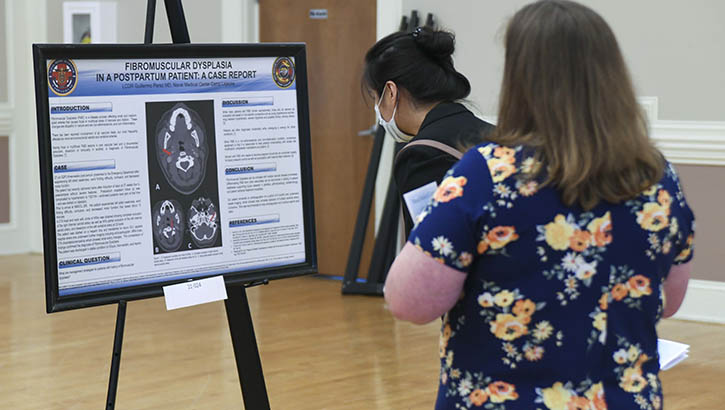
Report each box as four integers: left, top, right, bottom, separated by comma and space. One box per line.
374, 89, 415, 143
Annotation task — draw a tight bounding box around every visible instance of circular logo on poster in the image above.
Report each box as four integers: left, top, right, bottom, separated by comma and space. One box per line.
48, 59, 78, 96
272, 57, 295, 88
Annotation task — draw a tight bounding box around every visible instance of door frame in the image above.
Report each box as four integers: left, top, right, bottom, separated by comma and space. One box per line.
373, 0, 402, 234
220, 0, 259, 43
226, 0, 402, 233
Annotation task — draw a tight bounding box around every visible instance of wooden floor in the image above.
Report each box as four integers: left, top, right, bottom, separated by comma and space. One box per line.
0, 254, 723, 409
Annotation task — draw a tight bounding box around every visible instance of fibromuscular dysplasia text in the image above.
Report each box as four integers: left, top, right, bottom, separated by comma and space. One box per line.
95, 60, 257, 82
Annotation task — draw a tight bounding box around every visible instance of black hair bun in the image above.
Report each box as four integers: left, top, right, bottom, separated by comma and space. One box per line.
363, 26, 471, 104
413, 27, 456, 62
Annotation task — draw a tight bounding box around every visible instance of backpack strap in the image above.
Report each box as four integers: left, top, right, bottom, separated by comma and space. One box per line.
395, 139, 464, 166
395, 139, 464, 247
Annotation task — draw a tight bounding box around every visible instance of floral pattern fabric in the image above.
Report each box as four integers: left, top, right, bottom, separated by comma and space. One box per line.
410, 143, 694, 410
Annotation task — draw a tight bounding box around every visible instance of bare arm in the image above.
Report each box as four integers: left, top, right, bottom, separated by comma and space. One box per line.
662, 262, 691, 318
384, 242, 467, 324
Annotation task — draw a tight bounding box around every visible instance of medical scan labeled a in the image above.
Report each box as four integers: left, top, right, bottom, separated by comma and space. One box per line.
155, 103, 209, 194
145, 100, 223, 254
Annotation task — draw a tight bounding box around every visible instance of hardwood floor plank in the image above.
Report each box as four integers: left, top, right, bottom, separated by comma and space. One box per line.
0, 254, 722, 409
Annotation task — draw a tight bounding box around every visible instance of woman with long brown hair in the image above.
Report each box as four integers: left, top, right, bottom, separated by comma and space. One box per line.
384, 1, 694, 409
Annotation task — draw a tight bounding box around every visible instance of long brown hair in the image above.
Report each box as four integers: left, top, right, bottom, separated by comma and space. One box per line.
491, 0, 664, 210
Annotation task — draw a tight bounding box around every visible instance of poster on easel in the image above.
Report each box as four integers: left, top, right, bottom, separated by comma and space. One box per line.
33, 44, 317, 312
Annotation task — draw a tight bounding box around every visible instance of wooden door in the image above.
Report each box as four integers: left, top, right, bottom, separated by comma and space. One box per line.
260, 1, 377, 275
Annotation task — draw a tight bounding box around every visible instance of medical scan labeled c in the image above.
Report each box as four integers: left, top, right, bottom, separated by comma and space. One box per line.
188, 197, 219, 248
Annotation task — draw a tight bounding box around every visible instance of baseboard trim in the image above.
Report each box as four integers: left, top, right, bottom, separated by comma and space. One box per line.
473, 116, 725, 168
652, 121, 725, 166
0, 106, 12, 134
671, 279, 725, 324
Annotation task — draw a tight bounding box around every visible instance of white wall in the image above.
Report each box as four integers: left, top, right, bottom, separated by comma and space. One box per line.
402, 0, 725, 121
0, 0, 48, 254
0, 0, 6, 102
46, 0, 223, 44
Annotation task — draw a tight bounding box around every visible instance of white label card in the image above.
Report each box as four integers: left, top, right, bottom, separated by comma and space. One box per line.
163, 275, 228, 310
403, 181, 438, 221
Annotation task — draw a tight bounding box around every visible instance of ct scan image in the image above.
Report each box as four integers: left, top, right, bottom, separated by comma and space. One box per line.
145, 100, 222, 254
188, 197, 220, 247
151, 199, 185, 253
154, 102, 209, 194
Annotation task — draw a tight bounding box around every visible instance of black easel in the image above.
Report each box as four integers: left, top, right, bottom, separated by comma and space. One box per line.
106, 300, 126, 409
341, 127, 402, 295
105, 1, 271, 408
341, 11, 436, 296
225, 282, 270, 409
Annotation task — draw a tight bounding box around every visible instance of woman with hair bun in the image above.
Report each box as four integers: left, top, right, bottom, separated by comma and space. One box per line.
363, 26, 494, 236
384, 1, 694, 409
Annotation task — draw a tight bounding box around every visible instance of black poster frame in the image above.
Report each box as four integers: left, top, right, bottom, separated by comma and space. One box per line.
33, 43, 317, 313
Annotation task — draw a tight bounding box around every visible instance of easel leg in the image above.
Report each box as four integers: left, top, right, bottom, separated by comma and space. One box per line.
342, 127, 385, 291
225, 286, 271, 410
106, 300, 127, 410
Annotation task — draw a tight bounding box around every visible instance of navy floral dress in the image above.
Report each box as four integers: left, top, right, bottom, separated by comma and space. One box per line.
410, 142, 695, 410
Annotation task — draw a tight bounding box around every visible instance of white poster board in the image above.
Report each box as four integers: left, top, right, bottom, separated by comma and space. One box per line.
34, 45, 316, 312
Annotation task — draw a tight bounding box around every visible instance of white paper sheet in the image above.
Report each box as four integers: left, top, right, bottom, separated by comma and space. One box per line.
658, 338, 690, 371
403, 181, 438, 220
